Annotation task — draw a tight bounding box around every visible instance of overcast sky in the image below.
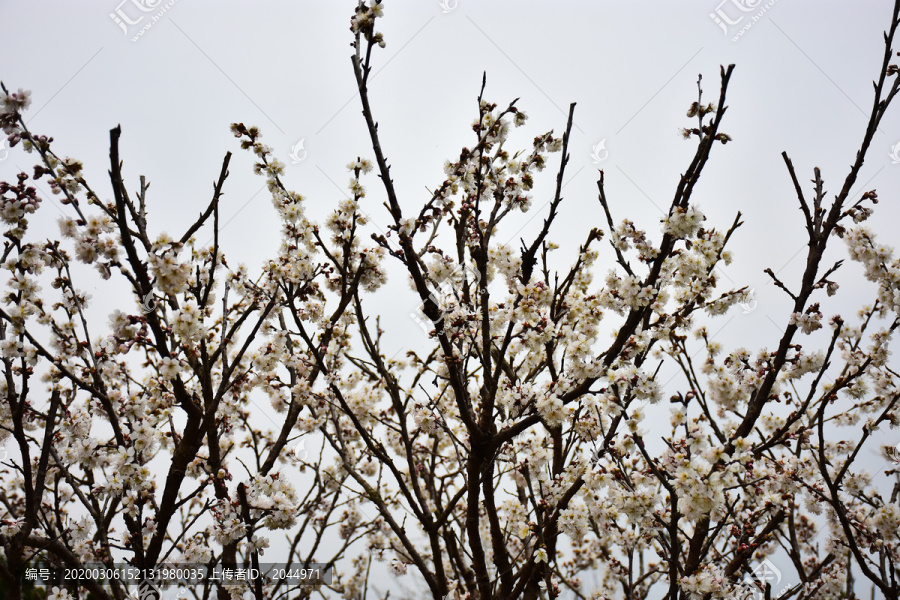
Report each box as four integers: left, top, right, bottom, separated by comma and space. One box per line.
3, 1, 900, 594
3, 0, 900, 352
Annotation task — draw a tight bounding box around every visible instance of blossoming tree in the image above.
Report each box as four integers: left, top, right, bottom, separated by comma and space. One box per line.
3, 1, 900, 599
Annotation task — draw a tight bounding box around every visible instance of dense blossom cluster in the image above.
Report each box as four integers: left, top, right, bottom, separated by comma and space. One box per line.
845, 226, 900, 314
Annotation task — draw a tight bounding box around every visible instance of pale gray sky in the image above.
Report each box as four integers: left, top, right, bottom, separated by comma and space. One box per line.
3, 1, 899, 360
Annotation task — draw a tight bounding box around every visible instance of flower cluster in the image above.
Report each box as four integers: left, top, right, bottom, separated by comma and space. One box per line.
149, 237, 191, 294
789, 302, 823, 334
0, 173, 41, 240
663, 205, 705, 239
350, 0, 385, 47
172, 299, 206, 344
0, 88, 30, 145
246, 473, 299, 529
211, 499, 247, 545
844, 226, 900, 314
